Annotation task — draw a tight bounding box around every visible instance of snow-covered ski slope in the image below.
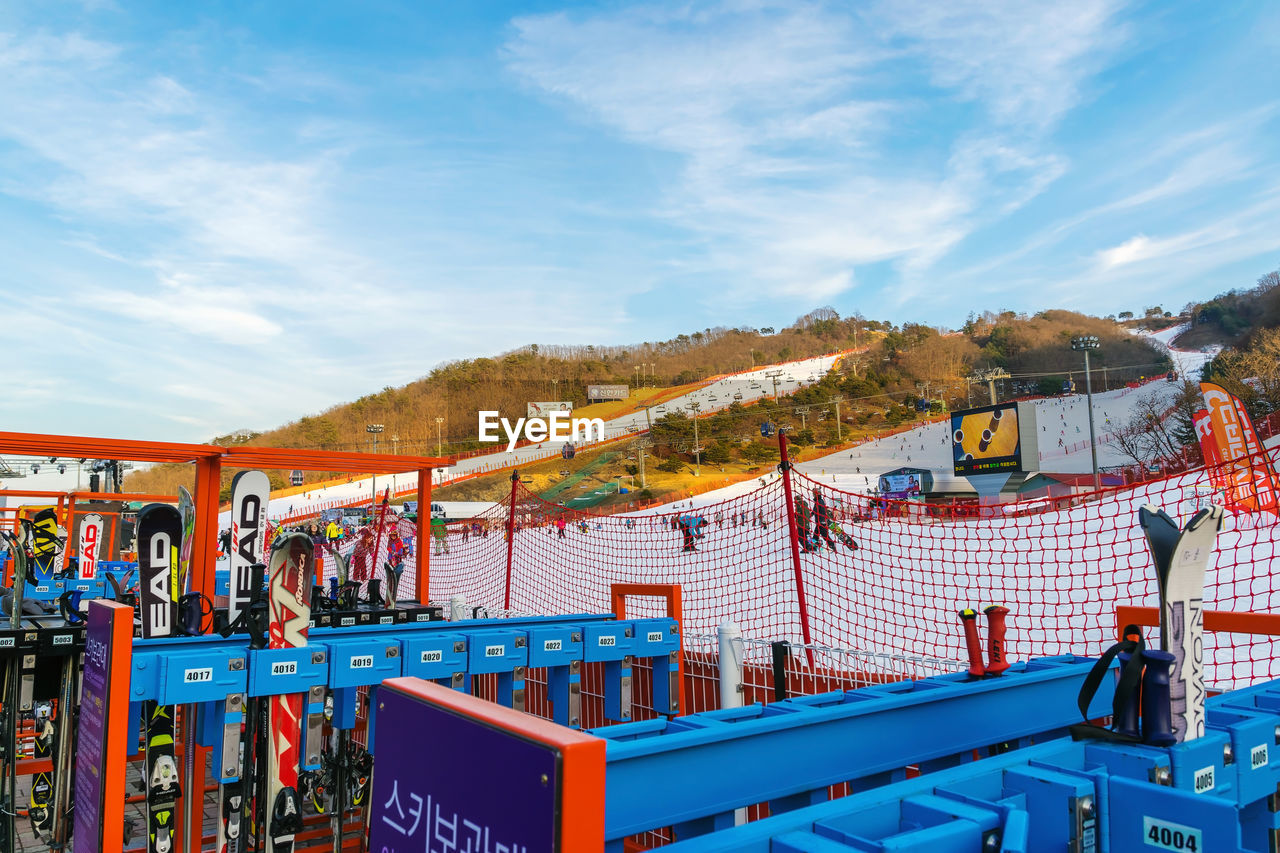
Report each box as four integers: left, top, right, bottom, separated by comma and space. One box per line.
428, 450, 1279, 691
221, 352, 844, 525
423, 329, 1279, 690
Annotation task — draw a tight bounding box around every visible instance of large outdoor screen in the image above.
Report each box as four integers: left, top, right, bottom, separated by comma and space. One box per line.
951, 401, 1025, 476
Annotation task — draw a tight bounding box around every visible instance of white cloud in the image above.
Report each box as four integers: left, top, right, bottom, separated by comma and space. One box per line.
871, 0, 1127, 127
505, 0, 1124, 304
1098, 234, 1154, 267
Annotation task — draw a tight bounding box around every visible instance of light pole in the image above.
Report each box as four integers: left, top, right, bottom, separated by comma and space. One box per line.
648, 363, 656, 387
366, 423, 383, 507
1071, 335, 1101, 492
687, 401, 702, 477
829, 395, 844, 441
434, 417, 444, 456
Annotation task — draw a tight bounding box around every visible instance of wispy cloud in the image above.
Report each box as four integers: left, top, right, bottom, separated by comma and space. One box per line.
505, 0, 1126, 304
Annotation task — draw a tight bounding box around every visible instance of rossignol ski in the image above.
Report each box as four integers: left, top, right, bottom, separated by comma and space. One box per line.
264, 533, 314, 852
1139, 503, 1224, 742
137, 503, 183, 853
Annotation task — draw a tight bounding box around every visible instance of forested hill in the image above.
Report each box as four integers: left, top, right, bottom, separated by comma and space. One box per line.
125, 307, 1167, 495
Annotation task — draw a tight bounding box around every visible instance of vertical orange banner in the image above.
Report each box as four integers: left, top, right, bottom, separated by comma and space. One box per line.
1200, 383, 1279, 515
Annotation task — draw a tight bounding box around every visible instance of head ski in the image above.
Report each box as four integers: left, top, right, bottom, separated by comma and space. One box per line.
1139, 503, 1224, 742
137, 503, 183, 853
78, 512, 105, 580
229, 471, 271, 624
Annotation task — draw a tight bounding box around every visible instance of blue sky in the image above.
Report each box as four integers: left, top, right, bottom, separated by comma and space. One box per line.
2, 0, 1278, 442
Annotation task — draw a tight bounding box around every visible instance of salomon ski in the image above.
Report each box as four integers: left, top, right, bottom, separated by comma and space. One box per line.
1139, 504, 1224, 742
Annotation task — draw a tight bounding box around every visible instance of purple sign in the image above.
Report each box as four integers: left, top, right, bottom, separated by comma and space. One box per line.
369, 688, 560, 853
72, 602, 118, 853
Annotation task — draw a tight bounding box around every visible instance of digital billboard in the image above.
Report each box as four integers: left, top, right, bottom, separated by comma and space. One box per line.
951, 401, 1037, 477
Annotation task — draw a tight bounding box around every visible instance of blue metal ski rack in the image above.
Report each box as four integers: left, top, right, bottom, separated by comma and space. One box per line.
585, 621, 637, 723
592, 655, 1115, 851
654, 664, 1280, 852
528, 624, 584, 727
466, 628, 529, 710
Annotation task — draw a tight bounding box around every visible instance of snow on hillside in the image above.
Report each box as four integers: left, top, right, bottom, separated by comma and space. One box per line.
221, 352, 845, 525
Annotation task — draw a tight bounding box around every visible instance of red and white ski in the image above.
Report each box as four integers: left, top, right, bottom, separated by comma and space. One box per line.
264, 533, 313, 852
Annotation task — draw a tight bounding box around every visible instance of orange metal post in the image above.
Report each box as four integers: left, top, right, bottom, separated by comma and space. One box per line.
416, 467, 431, 603
185, 454, 221, 853
192, 456, 221, 599
610, 583, 686, 716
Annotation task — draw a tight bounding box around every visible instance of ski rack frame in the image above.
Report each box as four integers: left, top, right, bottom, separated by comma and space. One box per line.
0, 429, 452, 853
113, 609, 685, 850
656, 680, 1280, 852
591, 655, 1114, 848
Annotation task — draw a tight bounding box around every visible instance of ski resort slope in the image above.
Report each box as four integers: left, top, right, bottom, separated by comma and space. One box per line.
427, 454, 1280, 692
656, 329, 1214, 505
1144, 323, 1220, 380
221, 351, 845, 525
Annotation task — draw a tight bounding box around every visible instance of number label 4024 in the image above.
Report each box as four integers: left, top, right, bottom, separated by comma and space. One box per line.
1143, 816, 1200, 852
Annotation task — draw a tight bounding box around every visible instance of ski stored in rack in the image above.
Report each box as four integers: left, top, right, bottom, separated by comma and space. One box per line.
264, 533, 314, 852
137, 502, 183, 853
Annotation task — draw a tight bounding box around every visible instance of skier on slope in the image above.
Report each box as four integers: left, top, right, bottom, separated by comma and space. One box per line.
676, 516, 695, 552
794, 493, 816, 552
812, 487, 837, 551
386, 530, 407, 580
431, 514, 449, 555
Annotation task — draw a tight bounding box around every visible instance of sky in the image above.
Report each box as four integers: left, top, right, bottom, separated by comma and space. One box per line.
1, 0, 1279, 444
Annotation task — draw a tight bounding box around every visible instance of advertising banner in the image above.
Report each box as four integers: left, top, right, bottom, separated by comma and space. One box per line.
587, 384, 628, 401
1200, 383, 1279, 515
526, 401, 574, 419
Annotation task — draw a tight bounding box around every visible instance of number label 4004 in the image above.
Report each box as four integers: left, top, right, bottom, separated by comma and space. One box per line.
1143, 816, 1201, 851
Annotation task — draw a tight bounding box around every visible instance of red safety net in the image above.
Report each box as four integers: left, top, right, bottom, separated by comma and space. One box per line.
427, 441, 1280, 694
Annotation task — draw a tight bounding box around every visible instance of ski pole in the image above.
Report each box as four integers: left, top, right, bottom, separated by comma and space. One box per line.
1113, 647, 1142, 739
983, 605, 1010, 676
958, 609, 985, 678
